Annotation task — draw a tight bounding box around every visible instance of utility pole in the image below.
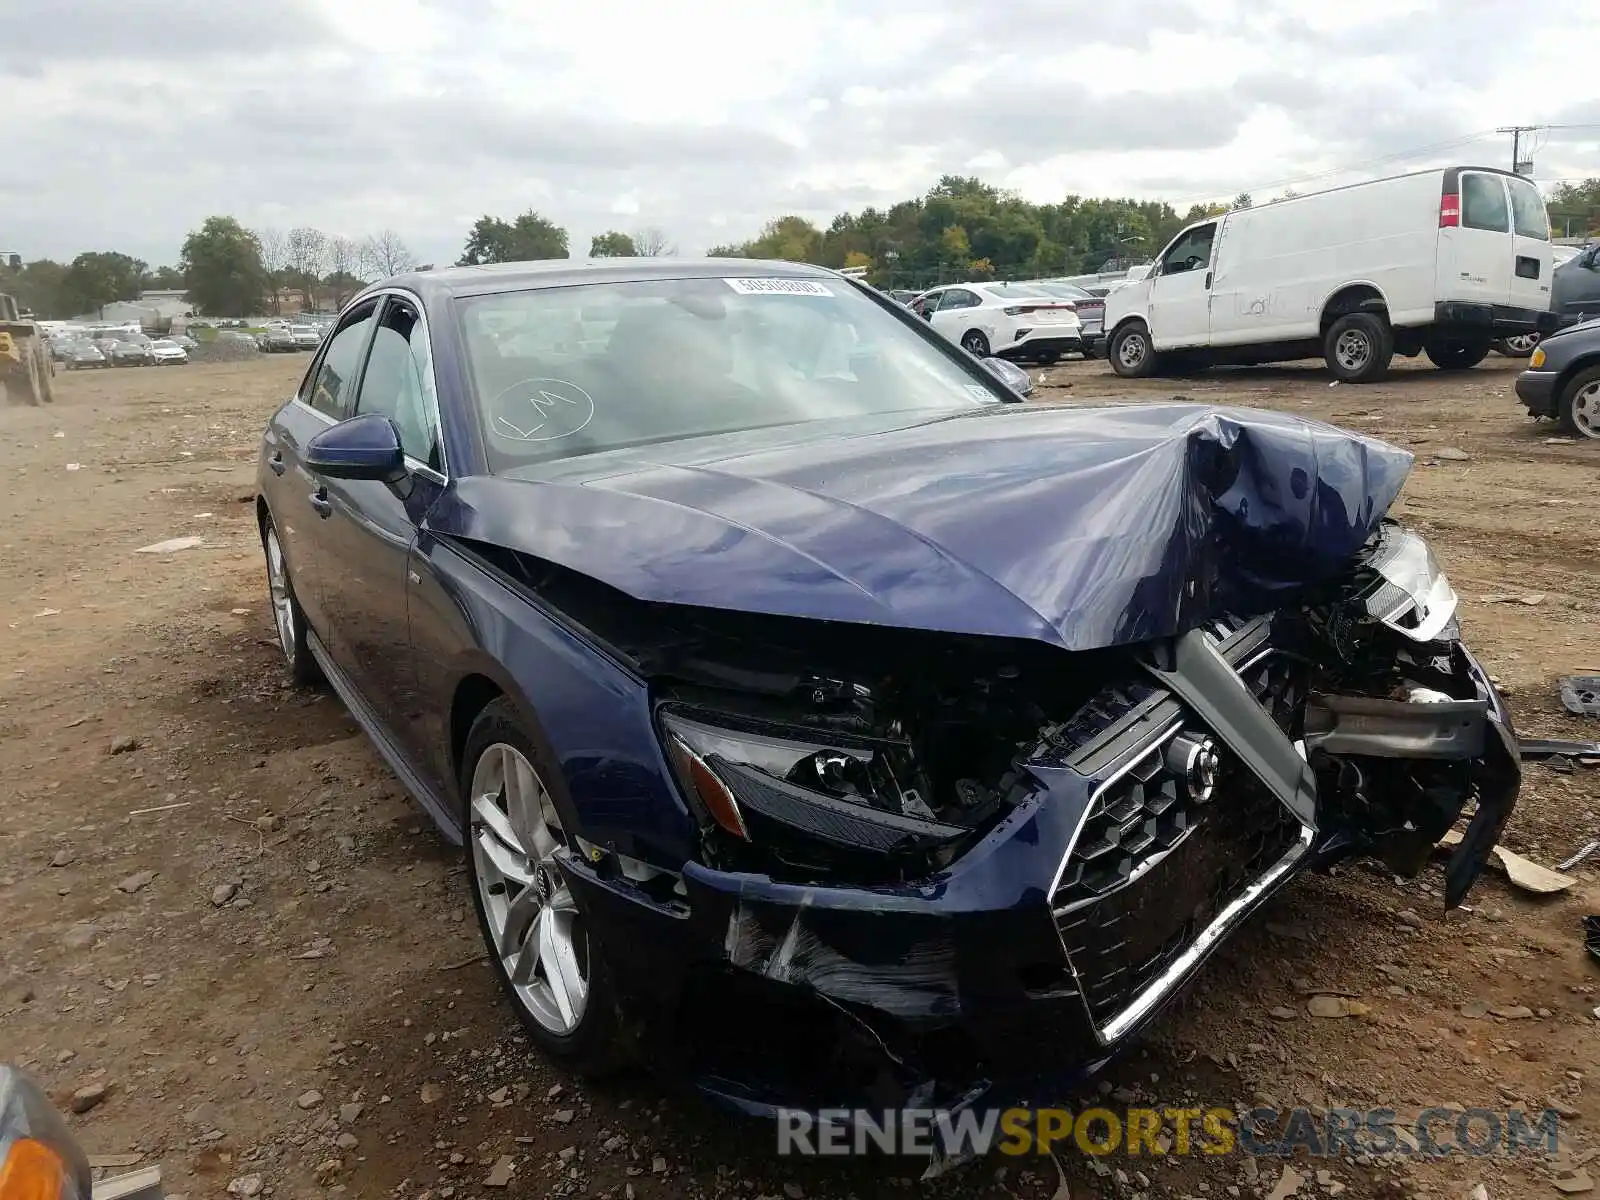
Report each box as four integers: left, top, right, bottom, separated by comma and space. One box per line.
1496, 125, 1544, 175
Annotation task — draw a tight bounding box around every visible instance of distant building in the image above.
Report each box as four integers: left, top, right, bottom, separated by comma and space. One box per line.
76, 292, 195, 327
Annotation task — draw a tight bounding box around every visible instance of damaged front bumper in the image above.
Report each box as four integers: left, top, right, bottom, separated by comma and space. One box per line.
559, 604, 1519, 1117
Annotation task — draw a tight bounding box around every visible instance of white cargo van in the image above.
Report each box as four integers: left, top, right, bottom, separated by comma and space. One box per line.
1103, 166, 1558, 383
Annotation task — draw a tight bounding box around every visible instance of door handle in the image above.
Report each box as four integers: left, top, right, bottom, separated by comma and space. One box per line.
1204, 271, 1212, 289
309, 487, 332, 518
268, 451, 286, 476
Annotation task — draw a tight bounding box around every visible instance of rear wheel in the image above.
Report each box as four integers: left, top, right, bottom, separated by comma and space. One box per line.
960, 330, 991, 357
1109, 322, 1159, 378
1323, 312, 1393, 383
1424, 337, 1491, 371
1557, 366, 1600, 440
263, 518, 321, 686
1493, 333, 1541, 358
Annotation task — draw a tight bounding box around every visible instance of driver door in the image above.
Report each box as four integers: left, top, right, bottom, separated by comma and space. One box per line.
315, 294, 448, 743
1148, 221, 1218, 349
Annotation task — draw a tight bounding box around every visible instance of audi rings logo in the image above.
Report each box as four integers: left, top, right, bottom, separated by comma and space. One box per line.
1165, 733, 1220, 803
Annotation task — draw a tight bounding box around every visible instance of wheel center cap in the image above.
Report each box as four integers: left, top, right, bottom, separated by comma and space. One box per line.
531, 863, 554, 904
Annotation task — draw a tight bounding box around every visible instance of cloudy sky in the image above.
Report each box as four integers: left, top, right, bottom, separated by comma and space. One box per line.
5, 0, 1600, 268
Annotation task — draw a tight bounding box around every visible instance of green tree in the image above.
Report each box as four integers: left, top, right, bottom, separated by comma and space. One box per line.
142, 265, 185, 289
1231, 192, 1253, 210
588, 231, 638, 257
0, 259, 70, 318
61, 251, 146, 316
939, 225, 972, 264
457, 211, 569, 265
180, 217, 267, 318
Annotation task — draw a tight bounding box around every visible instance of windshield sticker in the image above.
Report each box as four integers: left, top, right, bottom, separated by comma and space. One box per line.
489, 378, 595, 442
722, 278, 834, 297
965, 383, 995, 401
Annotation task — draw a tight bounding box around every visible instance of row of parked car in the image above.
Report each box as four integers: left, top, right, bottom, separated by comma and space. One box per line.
47, 325, 194, 368
892, 279, 1108, 364
256, 314, 334, 352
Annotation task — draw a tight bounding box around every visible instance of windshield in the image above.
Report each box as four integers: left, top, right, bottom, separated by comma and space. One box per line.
456, 275, 1004, 470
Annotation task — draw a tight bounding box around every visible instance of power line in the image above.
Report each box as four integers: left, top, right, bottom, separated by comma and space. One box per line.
1496, 125, 1544, 175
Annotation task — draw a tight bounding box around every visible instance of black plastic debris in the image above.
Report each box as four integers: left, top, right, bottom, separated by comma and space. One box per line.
1559, 676, 1600, 718
1585, 915, 1600, 965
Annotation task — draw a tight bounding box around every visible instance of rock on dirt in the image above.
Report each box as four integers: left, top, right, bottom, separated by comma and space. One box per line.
484, 1156, 515, 1188
225, 1175, 263, 1198
114, 870, 156, 893
211, 881, 239, 906
107, 734, 141, 755
70, 1082, 110, 1113
61, 923, 98, 950
296, 1090, 323, 1110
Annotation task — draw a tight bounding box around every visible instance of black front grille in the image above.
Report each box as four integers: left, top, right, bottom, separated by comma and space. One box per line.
1236, 651, 1307, 737
1053, 741, 1305, 1033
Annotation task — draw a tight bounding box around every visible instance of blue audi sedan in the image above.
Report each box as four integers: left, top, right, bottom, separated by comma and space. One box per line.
256, 259, 1518, 1119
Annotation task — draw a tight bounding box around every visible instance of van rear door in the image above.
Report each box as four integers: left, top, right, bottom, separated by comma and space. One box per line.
1505, 174, 1553, 315
1437, 170, 1513, 307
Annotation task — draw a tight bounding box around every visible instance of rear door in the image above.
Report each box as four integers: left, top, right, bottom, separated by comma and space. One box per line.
1439, 170, 1512, 306
1505, 174, 1554, 315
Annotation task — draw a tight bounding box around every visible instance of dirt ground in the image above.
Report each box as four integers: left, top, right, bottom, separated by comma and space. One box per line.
1, 352, 1596, 1200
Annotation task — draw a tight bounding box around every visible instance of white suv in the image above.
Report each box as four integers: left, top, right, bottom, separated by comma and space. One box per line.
910, 282, 1084, 363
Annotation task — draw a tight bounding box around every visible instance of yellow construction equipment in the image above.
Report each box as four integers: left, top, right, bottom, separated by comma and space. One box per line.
0, 292, 53, 405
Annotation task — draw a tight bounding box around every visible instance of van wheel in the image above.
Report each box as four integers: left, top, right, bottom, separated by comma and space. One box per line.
1323, 313, 1393, 383
1557, 366, 1600, 440
1109, 323, 1159, 378
1424, 338, 1491, 371
1493, 333, 1541, 358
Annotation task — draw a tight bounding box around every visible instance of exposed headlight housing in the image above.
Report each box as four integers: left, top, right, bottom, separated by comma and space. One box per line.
1529, 346, 1546, 369
659, 708, 968, 861
1352, 525, 1459, 642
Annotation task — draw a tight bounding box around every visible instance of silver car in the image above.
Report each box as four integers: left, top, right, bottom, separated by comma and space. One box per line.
289, 323, 322, 350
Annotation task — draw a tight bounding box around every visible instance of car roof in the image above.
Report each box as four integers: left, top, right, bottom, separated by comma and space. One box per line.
373, 257, 841, 302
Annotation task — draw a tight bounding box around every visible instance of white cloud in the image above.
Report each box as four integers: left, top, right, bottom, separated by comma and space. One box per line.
3, 0, 1600, 268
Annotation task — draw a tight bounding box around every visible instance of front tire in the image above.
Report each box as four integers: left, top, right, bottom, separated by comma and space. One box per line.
1108, 322, 1159, 378
1424, 337, 1491, 371
262, 518, 321, 686
1323, 312, 1393, 383
961, 330, 991, 357
462, 699, 626, 1075
1557, 366, 1600, 440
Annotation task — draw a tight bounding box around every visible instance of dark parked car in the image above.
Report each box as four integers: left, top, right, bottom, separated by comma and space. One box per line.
60, 339, 108, 369
1514, 317, 1600, 438
255, 260, 1518, 1126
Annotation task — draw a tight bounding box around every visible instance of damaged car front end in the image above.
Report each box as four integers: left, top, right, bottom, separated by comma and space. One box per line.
539, 516, 1517, 1119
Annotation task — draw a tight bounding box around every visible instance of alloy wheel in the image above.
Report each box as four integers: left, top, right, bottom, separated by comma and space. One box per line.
1571, 381, 1600, 439
1502, 333, 1540, 355
265, 528, 297, 665
470, 742, 589, 1035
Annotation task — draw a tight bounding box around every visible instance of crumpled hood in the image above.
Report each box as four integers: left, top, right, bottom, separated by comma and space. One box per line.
435, 403, 1412, 652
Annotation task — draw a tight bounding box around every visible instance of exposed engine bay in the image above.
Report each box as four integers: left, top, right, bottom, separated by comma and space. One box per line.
472, 518, 1514, 903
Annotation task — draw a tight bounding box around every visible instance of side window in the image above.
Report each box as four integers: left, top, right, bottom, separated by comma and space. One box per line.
1461, 173, 1510, 233
940, 289, 979, 310
1508, 179, 1550, 241
353, 297, 443, 471
301, 302, 377, 420
1161, 224, 1216, 275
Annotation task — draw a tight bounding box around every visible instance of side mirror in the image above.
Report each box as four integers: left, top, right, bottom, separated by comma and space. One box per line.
306, 413, 406, 482
981, 356, 1033, 399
